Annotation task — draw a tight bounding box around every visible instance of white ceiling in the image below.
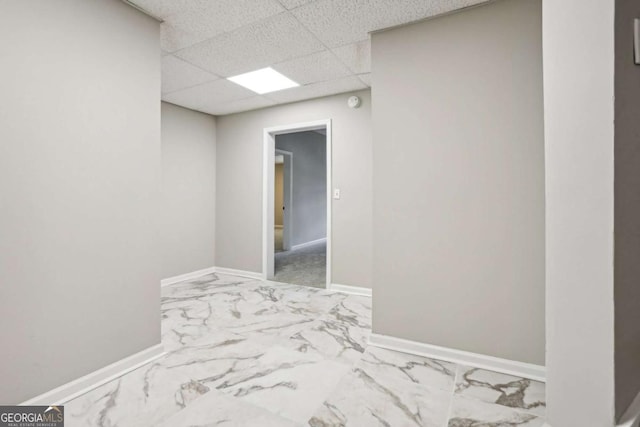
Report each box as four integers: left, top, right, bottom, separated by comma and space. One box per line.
129, 0, 487, 116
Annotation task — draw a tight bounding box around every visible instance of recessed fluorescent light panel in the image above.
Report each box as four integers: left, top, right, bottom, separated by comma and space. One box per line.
227, 67, 299, 94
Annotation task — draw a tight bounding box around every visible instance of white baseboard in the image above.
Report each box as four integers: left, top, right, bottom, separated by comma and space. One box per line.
214, 267, 263, 280
619, 389, 640, 427
368, 333, 545, 382
161, 266, 216, 287
20, 344, 165, 405
330, 283, 372, 297
291, 237, 327, 251
161, 266, 264, 288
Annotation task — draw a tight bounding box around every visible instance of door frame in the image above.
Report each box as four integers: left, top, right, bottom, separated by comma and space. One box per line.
275, 148, 293, 251
262, 119, 332, 288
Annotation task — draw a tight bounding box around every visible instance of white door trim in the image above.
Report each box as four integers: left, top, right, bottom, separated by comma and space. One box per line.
262, 119, 332, 289
275, 148, 293, 251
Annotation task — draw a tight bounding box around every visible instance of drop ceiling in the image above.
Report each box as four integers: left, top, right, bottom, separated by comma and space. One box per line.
128, 0, 487, 116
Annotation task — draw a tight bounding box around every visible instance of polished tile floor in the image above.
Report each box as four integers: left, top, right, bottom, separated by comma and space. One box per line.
64, 273, 546, 426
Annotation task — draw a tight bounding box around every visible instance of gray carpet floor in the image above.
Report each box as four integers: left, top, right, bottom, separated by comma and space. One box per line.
275, 227, 284, 253
274, 236, 326, 289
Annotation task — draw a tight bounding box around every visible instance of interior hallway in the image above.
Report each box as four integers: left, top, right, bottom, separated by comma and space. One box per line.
63, 273, 546, 426
5, 0, 631, 423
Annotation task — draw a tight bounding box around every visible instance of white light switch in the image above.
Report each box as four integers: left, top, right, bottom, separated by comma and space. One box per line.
333, 188, 341, 199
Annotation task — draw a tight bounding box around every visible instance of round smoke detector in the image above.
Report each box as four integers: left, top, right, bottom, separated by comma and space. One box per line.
347, 95, 361, 109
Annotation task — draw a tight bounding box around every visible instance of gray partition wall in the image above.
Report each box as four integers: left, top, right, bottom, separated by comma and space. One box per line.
215, 91, 372, 288
161, 102, 217, 279
0, 0, 161, 403
614, 0, 640, 419
543, 0, 616, 424
371, 0, 545, 364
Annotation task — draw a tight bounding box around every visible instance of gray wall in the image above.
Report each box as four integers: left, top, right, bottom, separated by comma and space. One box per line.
276, 131, 327, 246
543, 0, 615, 425
371, 0, 545, 364
0, 0, 160, 403
161, 102, 216, 279
614, 0, 640, 419
216, 90, 372, 288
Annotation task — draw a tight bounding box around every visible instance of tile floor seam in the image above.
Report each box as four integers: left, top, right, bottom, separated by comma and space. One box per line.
443, 365, 461, 426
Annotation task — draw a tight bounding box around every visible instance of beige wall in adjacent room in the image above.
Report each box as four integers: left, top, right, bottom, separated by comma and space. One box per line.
371, 0, 545, 364
0, 0, 160, 403
161, 102, 217, 279
216, 90, 372, 288
614, 0, 640, 420
275, 164, 284, 226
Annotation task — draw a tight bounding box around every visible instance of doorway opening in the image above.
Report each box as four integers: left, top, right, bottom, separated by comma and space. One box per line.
263, 119, 331, 289
274, 149, 292, 253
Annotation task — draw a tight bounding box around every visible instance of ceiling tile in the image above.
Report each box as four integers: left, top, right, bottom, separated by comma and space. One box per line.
127, 0, 208, 19
277, 0, 317, 9
357, 73, 371, 87
331, 40, 370, 74
210, 96, 277, 116
292, 0, 489, 47
175, 12, 325, 77
272, 50, 352, 85
161, 23, 202, 52
265, 75, 366, 104
154, 0, 483, 114
162, 79, 256, 113
162, 0, 284, 52
161, 55, 218, 94
290, 0, 375, 47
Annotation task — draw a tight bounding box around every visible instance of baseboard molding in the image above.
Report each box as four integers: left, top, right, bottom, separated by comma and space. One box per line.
20, 344, 165, 405
161, 266, 264, 288
619, 389, 640, 427
368, 333, 545, 382
161, 266, 216, 287
330, 283, 372, 297
214, 267, 263, 280
291, 237, 326, 251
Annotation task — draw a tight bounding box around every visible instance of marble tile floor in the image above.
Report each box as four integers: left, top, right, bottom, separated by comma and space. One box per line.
63, 273, 546, 426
